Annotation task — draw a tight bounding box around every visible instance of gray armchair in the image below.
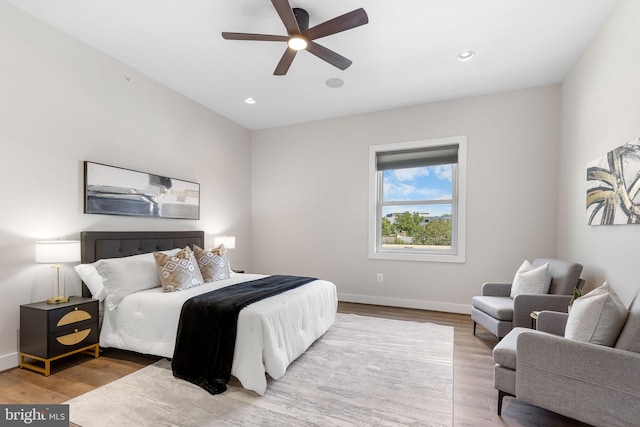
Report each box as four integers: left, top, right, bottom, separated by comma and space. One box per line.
492, 299, 640, 427
471, 258, 583, 338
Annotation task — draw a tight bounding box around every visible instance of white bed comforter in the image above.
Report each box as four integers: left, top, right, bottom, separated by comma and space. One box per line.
99, 274, 337, 395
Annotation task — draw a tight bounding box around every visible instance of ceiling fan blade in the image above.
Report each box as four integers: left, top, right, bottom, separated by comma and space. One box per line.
303, 8, 368, 41
306, 41, 352, 70
271, 0, 300, 35
222, 32, 288, 42
274, 48, 297, 75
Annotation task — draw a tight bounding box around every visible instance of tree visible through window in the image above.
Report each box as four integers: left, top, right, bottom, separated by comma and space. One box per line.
369, 136, 466, 262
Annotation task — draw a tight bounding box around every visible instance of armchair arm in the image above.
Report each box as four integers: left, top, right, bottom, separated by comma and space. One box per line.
535, 311, 568, 336
512, 294, 572, 328
516, 332, 640, 427
481, 282, 511, 297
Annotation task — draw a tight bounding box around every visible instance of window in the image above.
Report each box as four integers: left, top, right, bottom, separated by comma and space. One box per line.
368, 136, 466, 262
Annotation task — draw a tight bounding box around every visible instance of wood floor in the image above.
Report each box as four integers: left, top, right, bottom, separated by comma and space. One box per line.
0, 302, 590, 427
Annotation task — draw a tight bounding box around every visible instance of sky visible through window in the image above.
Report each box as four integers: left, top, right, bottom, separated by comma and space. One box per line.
382, 165, 452, 217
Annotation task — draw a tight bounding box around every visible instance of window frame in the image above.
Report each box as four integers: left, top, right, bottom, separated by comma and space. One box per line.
368, 136, 467, 263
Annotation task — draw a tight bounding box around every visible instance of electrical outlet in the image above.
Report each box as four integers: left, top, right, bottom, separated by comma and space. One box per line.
377, 273, 383, 282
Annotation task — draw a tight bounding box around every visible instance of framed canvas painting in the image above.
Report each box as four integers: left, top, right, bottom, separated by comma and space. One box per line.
84, 161, 200, 220
587, 140, 640, 225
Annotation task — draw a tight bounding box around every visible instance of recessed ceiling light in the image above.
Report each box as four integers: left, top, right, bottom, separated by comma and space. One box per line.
288, 36, 307, 51
457, 51, 475, 62
244, 97, 256, 105
325, 78, 344, 88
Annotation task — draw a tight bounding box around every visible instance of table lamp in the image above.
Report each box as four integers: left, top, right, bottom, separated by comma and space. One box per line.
35, 240, 81, 304
213, 236, 236, 250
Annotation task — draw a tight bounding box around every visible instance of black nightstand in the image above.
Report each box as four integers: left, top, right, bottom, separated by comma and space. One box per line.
19, 296, 99, 376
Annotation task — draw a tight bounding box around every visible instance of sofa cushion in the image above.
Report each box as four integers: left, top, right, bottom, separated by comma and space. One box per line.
565, 282, 628, 347
471, 296, 514, 321
510, 260, 551, 298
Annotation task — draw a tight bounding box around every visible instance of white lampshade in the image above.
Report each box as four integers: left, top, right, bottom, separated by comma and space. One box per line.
213, 236, 235, 250
35, 240, 81, 264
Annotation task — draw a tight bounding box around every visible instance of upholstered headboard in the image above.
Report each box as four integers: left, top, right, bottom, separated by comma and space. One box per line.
80, 230, 204, 297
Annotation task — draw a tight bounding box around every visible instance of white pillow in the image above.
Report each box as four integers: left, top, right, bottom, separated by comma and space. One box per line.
74, 263, 106, 301
95, 248, 180, 311
510, 260, 552, 298
565, 282, 628, 346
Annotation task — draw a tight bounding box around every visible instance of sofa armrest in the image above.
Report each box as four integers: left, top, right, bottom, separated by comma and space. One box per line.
516, 332, 640, 427
512, 294, 572, 328
481, 282, 511, 297
535, 311, 568, 336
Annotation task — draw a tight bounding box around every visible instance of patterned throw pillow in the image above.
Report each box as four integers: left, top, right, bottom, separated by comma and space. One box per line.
193, 244, 231, 282
153, 247, 204, 292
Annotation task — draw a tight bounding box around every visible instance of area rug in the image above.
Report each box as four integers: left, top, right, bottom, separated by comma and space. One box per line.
66, 313, 454, 426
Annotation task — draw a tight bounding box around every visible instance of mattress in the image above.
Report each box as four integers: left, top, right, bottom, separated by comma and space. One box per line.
99, 274, 337, 395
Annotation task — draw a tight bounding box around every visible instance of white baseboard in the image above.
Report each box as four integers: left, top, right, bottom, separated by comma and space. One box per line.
0, 352, 19, 372
338, 293, 471, 315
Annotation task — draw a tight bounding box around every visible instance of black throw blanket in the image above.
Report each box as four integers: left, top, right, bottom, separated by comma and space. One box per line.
171, 275, 317, 394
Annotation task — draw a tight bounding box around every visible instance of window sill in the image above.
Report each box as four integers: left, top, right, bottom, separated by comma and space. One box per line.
368, 250, 465, 263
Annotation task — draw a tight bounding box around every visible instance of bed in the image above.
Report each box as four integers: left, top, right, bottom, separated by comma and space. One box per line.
79, 230, 337, 395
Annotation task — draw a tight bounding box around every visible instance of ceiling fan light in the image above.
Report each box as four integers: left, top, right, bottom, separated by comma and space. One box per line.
288, 36, 307, 51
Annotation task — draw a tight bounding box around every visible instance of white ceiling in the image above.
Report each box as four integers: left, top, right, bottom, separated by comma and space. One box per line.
6, 0, 619, 130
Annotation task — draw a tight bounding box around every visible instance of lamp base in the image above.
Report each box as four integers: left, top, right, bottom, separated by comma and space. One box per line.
47, 296, 70, 304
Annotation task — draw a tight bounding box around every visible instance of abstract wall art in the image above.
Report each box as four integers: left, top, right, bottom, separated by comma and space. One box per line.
587, 139, 640, 225
84, 161, 200, 220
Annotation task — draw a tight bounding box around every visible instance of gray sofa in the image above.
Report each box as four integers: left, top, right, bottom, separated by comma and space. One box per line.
471, 258, 584, 338
492, 299, 640, 427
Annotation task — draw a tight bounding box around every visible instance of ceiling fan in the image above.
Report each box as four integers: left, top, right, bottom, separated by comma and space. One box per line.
222, 0, 369, 75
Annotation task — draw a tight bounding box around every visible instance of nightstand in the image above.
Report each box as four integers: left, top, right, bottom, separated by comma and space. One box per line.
20, 296, 99, 376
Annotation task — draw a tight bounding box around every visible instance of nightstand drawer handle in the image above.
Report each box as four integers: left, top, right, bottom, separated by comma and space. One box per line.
57, 310, 92, 327
56, 328, 92, 346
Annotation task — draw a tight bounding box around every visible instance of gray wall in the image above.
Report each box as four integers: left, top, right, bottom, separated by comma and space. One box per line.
251, 85, 561, 312
0, 2, 252, 370
558, 0, 640, 305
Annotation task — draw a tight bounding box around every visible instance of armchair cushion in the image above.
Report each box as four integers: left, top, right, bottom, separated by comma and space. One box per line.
493, 327, 531, 369
565, 282, 628, 347
471, 296, 513, 321
493, 328, 559, 370
510, 261, 551, 298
